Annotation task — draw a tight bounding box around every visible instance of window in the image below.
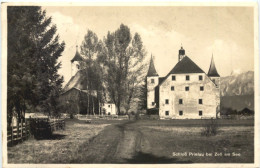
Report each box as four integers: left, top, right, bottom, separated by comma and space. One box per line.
151, 79, 154, 83
172, 75, 176, 81
200, 86, 204, 91
185, 86, 189, 91
171, 86, 174, 91
179, 111, 183, 116
199, 99, 203, 104
199, 111, 203, 116
199, 75, 203, 80
179, 99, 183, 104
186, 75, 190, 81
212, 79, 215, 83
165, 99, 169, 104
152, 102, 155, 106
165, 111, 169, 116
108, 105, 110, 107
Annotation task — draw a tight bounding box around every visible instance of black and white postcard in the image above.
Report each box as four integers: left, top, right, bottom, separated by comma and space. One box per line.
1, 2, 259, 168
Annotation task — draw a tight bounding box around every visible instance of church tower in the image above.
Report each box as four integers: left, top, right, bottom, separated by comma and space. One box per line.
208, 54, 220, 87
178, 45, 186, 62
71, 45, 83, 77
147, 54, 159, 109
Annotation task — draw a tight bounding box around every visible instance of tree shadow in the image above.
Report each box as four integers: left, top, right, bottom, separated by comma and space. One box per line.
35, 133, 67, 140
124, 152, 193, 164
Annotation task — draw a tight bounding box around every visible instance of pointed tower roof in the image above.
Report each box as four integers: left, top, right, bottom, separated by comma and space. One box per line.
208, 55, 220, 77
71, 45, 83, 63
147, 55, 158, 77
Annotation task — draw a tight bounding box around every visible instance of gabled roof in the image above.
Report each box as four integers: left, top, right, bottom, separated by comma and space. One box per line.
147, 55, 158, 77
208, 55, 220, 77
63, 70, 85, 92
159, 56, 204, 86
71, 46, 83, 63
169, 56, 204, 74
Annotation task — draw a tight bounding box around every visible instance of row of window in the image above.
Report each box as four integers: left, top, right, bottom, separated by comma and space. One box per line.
165, 110, 203, 116
171, 86, 204, 91
150, 75, 203, 84
165, 99, 203, 104
172, 75, 203, 81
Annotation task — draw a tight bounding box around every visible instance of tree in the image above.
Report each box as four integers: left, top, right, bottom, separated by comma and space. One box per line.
80, 30, 103, 115
7, 6, 65, 124
98, 24, 146, 115
137, 80, 147, 111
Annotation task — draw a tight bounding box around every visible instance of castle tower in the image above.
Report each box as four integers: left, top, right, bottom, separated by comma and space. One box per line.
208, 54, 221, 118
71, 45, 83, 77
208, 54, 220, 87
147, 54, 159, 109
178, 45, 186, 62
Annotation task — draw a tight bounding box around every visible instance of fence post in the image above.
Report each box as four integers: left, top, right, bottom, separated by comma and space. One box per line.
21, 119, 23, 141
11, 124, 13, 146
17, 119, 19, 141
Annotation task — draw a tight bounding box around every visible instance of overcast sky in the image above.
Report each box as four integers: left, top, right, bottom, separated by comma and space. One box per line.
44, 6, 254, 85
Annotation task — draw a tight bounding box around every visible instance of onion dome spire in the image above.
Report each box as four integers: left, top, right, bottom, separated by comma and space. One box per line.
71, 45, 83, 63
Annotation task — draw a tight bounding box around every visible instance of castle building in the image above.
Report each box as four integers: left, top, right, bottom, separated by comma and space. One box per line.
147, 46, 220, 119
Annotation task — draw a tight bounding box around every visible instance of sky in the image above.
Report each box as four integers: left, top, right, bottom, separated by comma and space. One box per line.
43, 6, 254, 85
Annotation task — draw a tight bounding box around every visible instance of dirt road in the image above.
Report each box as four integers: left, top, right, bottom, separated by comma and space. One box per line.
72, 120, 190, 163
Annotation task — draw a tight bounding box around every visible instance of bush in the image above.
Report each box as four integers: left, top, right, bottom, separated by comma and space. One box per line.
201, 118, 219, 136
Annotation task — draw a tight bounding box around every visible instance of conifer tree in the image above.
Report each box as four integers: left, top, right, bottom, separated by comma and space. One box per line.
7, 6, 65, 123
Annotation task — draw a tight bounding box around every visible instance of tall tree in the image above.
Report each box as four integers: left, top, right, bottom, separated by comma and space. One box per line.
137, 80, 147, 111
7, 6, 65, 124
98, 24, 146, 115
80, 30, 103, 114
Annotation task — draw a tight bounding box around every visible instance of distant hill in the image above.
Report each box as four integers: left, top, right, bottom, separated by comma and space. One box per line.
220, 71, 254, 111
220, 71, 254, 96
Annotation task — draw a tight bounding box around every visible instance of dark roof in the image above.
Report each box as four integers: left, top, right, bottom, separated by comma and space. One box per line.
63, 70, 85, 92
208, 56, 220, 77
147, 56, 158, 77
159, 56, 204, 86
159, 77, 166, 85
169, 56, 204, 74
71, 48, 83, 63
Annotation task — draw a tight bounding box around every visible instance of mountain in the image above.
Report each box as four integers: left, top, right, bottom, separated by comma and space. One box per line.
220, 71, 254, 111
220, 71, 254, 96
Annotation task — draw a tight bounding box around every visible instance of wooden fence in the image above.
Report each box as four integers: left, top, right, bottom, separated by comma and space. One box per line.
31, 118, 65, 139
7, 118, 65, 146
7, 120, 30, 146
49, 119, 66, 132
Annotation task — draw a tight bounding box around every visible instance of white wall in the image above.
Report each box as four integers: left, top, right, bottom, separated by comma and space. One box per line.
103, 103, 117, 115
159, 73, 220, 119
147, 76, 159, 109
71, 61, 80, 77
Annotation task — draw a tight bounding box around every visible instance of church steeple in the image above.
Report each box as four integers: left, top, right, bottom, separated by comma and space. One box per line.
208, 54, 220, 77
71, 45, 83, 63
147, 54, 158, 77
71, 45, 83, 77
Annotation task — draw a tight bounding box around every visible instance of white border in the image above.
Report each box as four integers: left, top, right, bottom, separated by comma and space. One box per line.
1, 2, 259, 168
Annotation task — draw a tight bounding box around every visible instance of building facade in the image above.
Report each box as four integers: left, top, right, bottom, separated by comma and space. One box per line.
147, 47, 220, 119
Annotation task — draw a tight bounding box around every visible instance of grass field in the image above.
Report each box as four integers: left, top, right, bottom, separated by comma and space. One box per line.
8, 118, 254, 163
